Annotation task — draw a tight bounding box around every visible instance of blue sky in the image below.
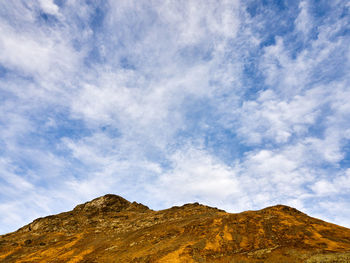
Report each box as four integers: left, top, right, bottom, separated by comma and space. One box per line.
0, 0, 349, 234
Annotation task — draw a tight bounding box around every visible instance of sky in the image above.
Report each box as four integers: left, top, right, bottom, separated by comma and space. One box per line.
0, 0, 349, 234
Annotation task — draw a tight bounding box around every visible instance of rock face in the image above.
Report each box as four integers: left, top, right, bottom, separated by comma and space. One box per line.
1, 195, 350, 262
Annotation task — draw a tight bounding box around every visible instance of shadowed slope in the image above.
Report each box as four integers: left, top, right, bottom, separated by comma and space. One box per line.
1, 195, 350, 262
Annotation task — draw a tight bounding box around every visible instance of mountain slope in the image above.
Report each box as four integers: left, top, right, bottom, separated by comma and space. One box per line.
1, 194, 350, 262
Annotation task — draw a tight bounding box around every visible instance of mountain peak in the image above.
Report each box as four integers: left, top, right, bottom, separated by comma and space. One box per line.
73, 194, 131, 213
2, 195, 350, 262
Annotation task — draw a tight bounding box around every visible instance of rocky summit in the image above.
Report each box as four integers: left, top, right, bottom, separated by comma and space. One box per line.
1, 195, 350, 262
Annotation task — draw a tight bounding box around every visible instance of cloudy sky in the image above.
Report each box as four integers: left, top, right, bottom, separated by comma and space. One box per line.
0, 0, 349, 234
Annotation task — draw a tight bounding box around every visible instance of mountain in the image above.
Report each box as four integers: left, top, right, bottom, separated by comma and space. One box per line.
1, 194, 350, 262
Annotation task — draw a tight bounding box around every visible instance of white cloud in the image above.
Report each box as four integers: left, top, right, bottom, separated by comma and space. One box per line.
311, 180, 337, 196
295, 1, 311, 35
147, 146, 241, 209
38, 0, 60, 15
236, 88, 321, 144
311, 168, 350, 197
0, 21, 80, 82
147, 143, 313, 213
0, 158, 33, 192
237, 147, 313, 207
144, 0, 240, 45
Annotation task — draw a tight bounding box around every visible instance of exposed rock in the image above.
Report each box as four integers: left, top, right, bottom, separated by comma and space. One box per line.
73, 194, 132, 213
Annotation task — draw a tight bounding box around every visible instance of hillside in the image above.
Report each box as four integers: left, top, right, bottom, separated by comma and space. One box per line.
1, 194, 350, 262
